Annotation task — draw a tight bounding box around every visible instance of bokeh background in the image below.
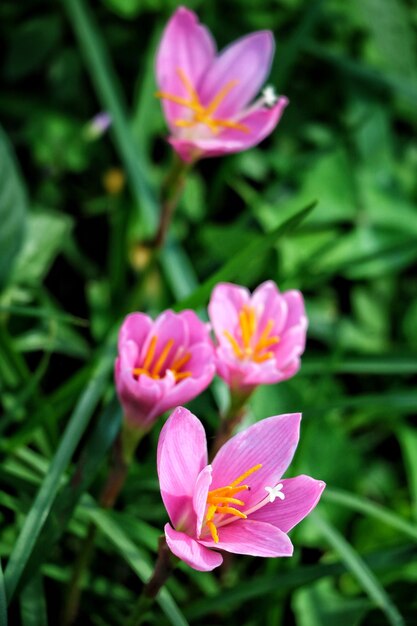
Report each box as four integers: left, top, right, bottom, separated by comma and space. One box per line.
1, 0, 417, 624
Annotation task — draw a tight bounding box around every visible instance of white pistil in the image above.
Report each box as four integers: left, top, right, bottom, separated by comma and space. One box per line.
261, 85, 279, 108
265, 483, 285, 503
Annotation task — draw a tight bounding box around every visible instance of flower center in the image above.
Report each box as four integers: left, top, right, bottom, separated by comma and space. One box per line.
204, 463, 262, 543
223, 305, 280, 363
156, 68, 250, 135
132, 336, 192, 383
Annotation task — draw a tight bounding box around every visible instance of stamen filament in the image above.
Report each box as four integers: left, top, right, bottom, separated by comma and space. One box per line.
239, 309, 251, 349
215, 506, 247, 519
206, 485, 249, 496
253, 352, 274, 363
230, 464, 263, 487
207, 496, 245, 506
205, 80, 239, 116
142, 335, 157, 371
207, 520, 219, 543
223, 330, 244, 358
151, 339, 174, 376
173, 371, 192, 381
171, 352, 191, 371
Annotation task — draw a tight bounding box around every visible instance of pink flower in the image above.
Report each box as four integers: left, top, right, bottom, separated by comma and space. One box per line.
115, 311, 215, 429
155, 6, 288, 162
208, 281, 308, 392
158, 407, 324, 571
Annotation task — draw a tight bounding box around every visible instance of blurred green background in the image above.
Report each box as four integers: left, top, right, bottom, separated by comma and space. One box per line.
0, 0, 417, 624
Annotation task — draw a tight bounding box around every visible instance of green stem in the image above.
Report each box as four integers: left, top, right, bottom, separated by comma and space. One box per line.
62, 424, 146, 625
126, 536, 177, 626
153, 155, 193, 249
209, 387, 254, 460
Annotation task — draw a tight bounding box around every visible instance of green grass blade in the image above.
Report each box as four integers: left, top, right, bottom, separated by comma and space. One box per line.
175, 201, 316, 311
324, 488, 417, 542
311, 511, 405, 626
4, 338, 115, 602
398, 426, 417, 521
0, 560, 7, 626
301, 354, 417, 375
0, 125, 28, 289
88, 507, 189, 626
62, 0, 198, 299
18, 397, 122, 591
20, 575, 48, 626
184, 544, 415, 620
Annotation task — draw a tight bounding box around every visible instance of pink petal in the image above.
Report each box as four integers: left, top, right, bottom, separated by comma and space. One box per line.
169, 98, 288, 160
200, 519, 293, 557
274, 325, 306, 371
157, 407, 208, 530
118, 313, 152, 352
211, 413, 301, 509
115, 356, 163, 428
156, 7, 216, 131
142, 310, 187, 371
208, 282, 250, 345
156, 359, 215, 416
198, 31, 274, 117
250, 475, 326, 533
193, 465, 212, 537
178, 309, 211, 345
282, 290, 307, 332
164, 524, 223, 572
252, 281, 288, 336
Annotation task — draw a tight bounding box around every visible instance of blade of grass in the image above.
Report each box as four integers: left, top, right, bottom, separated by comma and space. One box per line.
301, 354, 417, 375
18, 397, 122, 591
323, 487, 417, 542
311, 511, 404, 626
88, 506, 189, 626
184, 544, 415, 620
4, 334, 116, 602
63, 0, 198, 300
0, 305, 88, 327
0, 560, 7, 626
174, 201, 316, 311
20, 575, 48, 626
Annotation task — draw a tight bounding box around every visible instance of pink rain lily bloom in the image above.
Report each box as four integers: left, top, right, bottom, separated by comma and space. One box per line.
208, 281, 308, 392
158, 406, 325, 571
155, 6, 288, 162
115, 311, 215, 429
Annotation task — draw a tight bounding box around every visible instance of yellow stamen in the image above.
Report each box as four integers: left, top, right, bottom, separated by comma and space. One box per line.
207, 520, 219, 543
207, 496, 245, 506
239, 308, 252, 349
173, 371, 192, 381
205, 80, 239, 115
171, 352, 191, 371
152, 339, 174, 377
253, 352, 274, 363
206, 485, 249, 497
202, 464, 262, 542
155, 68, 250, 136
142, 335, 157, 371
215, 506, 247, 519
230, 464, 263, 487
223, 330, 244, 358
132, 367, 154, 377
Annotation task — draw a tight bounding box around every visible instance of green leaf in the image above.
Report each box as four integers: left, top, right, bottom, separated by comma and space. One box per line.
323, 488, 417, 542
0, 126, 28, 290
62, 0, 198, 300
184, 544, 415, 620
18, 397, 122, 589
311, 511, 405, 626
398, 426, 417, 521
20, 575, 48, 626
88, 507, 189, 626
0, 560, 7, 626
4, 336, 115, 602
175, 202, 316, 311
10, 211, 73, 286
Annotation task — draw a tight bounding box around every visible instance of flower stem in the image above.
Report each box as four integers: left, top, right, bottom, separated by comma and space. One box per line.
153, 154, 193, 249
62, 424, 146, 625
126, 536, 177, 626
210, 388, 254, 460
